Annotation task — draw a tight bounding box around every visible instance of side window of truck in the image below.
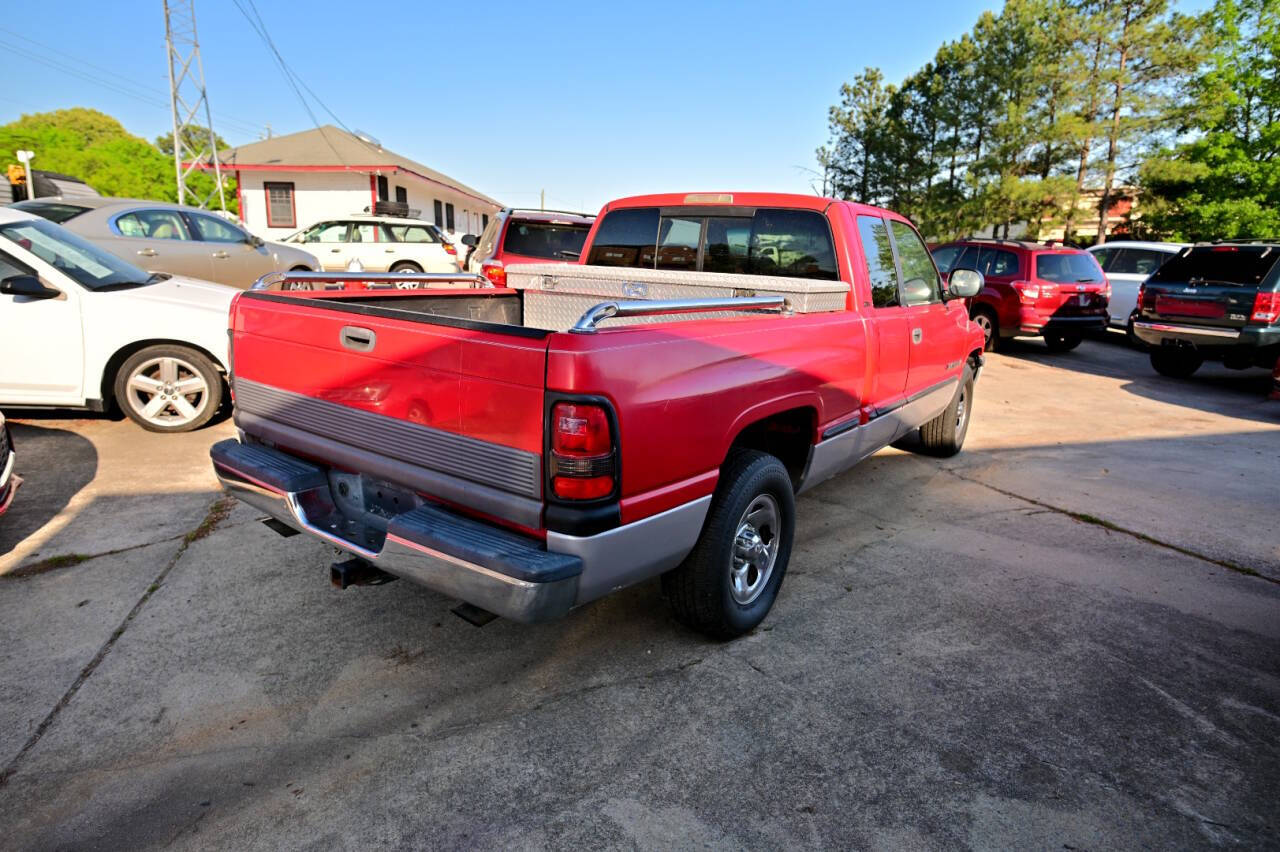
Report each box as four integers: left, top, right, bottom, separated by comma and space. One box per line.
857, 215, 900, 308
586, 207, 659, 267
889, 221, 942, 306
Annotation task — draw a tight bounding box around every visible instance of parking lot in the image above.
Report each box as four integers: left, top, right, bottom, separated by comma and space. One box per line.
1, 334, 1277, 848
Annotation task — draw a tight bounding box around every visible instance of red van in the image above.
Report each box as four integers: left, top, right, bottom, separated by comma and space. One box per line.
932, 239, 1110, 352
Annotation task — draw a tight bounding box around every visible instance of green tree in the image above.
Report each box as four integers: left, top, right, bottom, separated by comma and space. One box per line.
154, 124, 229, 159
1140, 0, 1280, 239
0, 108, 235, 213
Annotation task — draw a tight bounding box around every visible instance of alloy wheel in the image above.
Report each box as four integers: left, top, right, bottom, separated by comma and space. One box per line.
124, 356, 210, 428
729, 494, 781, 605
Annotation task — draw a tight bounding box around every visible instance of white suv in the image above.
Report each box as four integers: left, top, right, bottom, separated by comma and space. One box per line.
286, 215, 462, 274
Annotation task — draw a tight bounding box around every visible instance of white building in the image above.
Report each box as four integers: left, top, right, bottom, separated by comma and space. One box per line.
204, 126, 502, 240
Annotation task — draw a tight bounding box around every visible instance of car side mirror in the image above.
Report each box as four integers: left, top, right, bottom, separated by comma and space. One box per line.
947, 268, 983, 299
0, 274, 60, 300
246, 234, 266, 248
461, 234, 478, 247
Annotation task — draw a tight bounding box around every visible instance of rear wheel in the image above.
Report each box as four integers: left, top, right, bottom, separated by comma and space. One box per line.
971, 307, 999, 352
917, 365, 974, 457
1125, 310, 1147, 349
1044, 330, 1083, 352
390, 261, 423, 274
662, 450, 795, 639
1150, 346, 1203, 379
114, 345, 223, 433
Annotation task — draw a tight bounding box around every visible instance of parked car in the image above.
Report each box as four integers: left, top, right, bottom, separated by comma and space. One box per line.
0, 208, 235, 432
1087, 240, 1188, 342
284, 214, 465, 275
11, 197, 318, 289
1133, 242, 1280, 379
466, 209, 595, 285
210, 191, 986, 638
932, 238, 1110, 352
0, 410, 18, 518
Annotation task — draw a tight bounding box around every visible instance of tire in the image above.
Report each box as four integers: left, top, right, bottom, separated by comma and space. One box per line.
971, 307, 999, 352
1044, 330, 1083, 352
114, 345, 223, 433
917, 365, 975, 457
1125, 311, 1148, 349
662, 450, 795, 639
1150, 346, 1203, 379
289, 265, 311, 272
390, 261, 423, 274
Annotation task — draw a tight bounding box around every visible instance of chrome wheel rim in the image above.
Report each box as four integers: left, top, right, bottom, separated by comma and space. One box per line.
956, 386, 968, 430
730, 494, 780, 605
125, 356, 209, 427
974, 314, 993, 346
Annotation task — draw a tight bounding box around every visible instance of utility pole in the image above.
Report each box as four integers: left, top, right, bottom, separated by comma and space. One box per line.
540, 189, 545, 211
164, 0, 226, 210
15, 150, 34, 200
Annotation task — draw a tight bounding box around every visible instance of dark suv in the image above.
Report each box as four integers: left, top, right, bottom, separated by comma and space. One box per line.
932, 239, 1110, 352
465, 208, 595, 286
1133, 242, 1280, 378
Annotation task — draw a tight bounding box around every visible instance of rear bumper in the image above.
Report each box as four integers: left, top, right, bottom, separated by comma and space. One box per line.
1018, 314, 1109, 334
210, 439, 709, 622
1133, 321, 1280, 350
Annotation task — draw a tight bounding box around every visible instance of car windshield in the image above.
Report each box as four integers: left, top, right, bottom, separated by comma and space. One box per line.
502, 220, 591, 259
1148, 246, 1279, 287
1036, 252, 1103, 283
0, 217, 154, 290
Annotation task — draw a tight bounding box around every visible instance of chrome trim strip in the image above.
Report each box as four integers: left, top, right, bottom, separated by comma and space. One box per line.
548, 496, 713, 604
236, 410, 543, 529
0, 450, 13, 491
570, 296, 788, 333
234, 378, 542, 500
1134, 321, 1241, 340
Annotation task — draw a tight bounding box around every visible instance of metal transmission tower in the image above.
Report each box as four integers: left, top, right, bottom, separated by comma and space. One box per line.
163, 0, 227, 210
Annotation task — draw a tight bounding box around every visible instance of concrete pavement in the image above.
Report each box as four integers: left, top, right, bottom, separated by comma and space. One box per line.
0, 333, 1276, 849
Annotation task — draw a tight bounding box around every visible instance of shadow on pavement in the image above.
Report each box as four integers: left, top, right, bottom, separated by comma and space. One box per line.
0, 424, 98, 560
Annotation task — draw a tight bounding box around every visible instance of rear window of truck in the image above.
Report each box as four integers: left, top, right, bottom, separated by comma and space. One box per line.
586, 207, 837, 280
1149, 246, 1279, 286
502, 220, 591, 260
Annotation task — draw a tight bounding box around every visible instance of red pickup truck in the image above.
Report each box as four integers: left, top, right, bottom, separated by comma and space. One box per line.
211, 193, 985, 638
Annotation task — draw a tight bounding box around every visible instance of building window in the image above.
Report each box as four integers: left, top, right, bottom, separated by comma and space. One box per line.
376, 175, 389, 201
433, 200, 443, 227
445, 203, 455, 231
264, 182, 296, 228
395, 185, 407, 203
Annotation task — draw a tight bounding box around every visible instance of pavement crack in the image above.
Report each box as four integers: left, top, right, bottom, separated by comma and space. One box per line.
0, 496, 235, 788
944, 469, 1275, 584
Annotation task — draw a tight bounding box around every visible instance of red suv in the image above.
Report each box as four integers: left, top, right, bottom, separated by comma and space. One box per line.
465, 208, 595, 286
932, 239, 1110, 352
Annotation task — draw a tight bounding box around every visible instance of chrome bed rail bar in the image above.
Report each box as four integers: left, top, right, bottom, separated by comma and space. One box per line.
251, 270, 491, 291
570, 296, 789, 334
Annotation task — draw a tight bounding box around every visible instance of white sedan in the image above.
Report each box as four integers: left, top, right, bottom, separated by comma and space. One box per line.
0, 208, 235, 432
1087, 240, 1188, 340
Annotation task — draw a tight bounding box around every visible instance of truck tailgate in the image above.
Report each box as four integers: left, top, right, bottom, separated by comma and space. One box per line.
229, 291, 552, 529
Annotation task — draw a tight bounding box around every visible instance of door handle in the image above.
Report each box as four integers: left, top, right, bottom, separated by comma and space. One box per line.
912, 328, 923, 344
211, 250, 230, 259
136, 248, 158, 257
385, 249, 396, 253
330, 248, 342, 253
340, 326, 376, 352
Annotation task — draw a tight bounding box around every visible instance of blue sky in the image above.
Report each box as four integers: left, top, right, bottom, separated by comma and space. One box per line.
0, 0, 1194, 213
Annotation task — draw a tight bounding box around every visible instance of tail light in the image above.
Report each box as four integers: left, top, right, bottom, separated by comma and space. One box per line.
550, 402, 615, 500
442, 242, 457, 256
1139, 283, 1155, 312
1101, 277, 1112, 303
482, 260, 506, 287
1251, 291, 1280, 324
1013, 281, 1040, 303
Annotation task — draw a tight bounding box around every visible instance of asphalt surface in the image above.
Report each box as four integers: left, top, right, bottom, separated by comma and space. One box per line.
1, 333, 1277, 849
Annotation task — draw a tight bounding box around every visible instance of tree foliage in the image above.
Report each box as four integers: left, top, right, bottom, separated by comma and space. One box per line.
820, 0, 1256, 243
0, 108, 236, 213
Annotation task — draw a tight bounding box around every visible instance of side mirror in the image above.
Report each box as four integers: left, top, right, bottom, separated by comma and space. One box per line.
246, 234, 266, 248
460, 234, 478, 247
947, 268, 983, 299
0, 274, 60, 300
